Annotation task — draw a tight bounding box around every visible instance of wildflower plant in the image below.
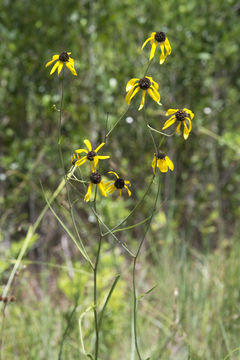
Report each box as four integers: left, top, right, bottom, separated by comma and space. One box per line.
43, 29, 194, 360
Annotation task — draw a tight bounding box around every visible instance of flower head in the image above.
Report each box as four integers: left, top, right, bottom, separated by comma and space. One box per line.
84, 171, 107, 202
141, 32, 171, 64
125, 76, 161, 111
152, 151, 174, 174
74, 139, 110, 171
162, 108, 194, 140
105, 171, 131, 197
45, 52, 77, 76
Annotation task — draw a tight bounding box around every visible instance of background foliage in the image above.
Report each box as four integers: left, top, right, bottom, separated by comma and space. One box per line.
1, 0, 240, 359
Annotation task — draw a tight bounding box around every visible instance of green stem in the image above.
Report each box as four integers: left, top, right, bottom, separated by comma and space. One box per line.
93, 235, 102, 360
132, 173, 161, 359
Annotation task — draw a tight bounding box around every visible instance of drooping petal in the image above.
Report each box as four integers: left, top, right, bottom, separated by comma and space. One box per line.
75, 148, 88, 154
58, 62, 64, 75
138, 90, 146, 111
176, 122, 181, 134
98, 182, 107, 197
128, 86, 140, 103
146, 76, 159, 90
67, 52, 72, 55
84, 182, 93, 202
185, 118, 192, 133
152, 156, 157, 175
164, 37, 172, 55
94, 156, 99, 170
95, 142, 105, 153
160, 43, 165, 64
65, 61, 77, 76
141, 37, 153, 52
125, 84, 139, 103
118, 189, 122, 198
45, 54, 60, 67
124, 180, 131, 185
162, 116, 177, 130
183, 121, 190, 140
124, 185, 131, 196
108, 171, 119, 179
75, 157, 87, 166
84, 139, 92, 151
183, 108, 194, 119
166, 109, 178, 115
106, 185, 116, 194
50, 61, 60, 75
165, 156, 174, 171
126, 78, 139, 92
149, 41, 158, 61
68, 57, 74, 65
158, 159, 168, 172
148, 86, 160, 102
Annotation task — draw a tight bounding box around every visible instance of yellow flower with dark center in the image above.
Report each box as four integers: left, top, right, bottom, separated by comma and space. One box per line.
105, 171, 131, 197
141, 31, 171, 64
84, 171, 107, 202
162, 108, 194, 140
125, 76, 161, 111
152, 151, 174, 174
74, 139, 110, 171
45, 51, 77, 76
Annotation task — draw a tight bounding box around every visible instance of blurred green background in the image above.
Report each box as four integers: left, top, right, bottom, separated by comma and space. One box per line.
1, 0, 240, 359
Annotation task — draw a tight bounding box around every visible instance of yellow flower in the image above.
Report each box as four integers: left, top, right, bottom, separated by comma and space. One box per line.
74, 139, 110, 171
45, 52, 77, 76
152, 151, 174, 174
162, 108, 194, 140
105, 171, 131, 197
125, 76, 161, 111
141, 31, 171, 64
84, 171, 107, 202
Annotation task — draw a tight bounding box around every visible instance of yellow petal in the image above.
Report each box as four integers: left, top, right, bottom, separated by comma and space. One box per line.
166, 109, 178, 115
75, 148, 88, 154
126, 78, 139, 92
94, 156, 99, 170
183, 108, 194, 119
50, 61, 60, 75
183, 121, 190, 140
125, 84, 139, 103
75, 157, 87, 166
108, 171, 119, 179
124, 185, 131, 196
138, 90, 146, 111
165, 156, 174, 171
149, 41, 158, 61
129, 86, 140, 103
146, 77, 159, 90
65, 61, 77, 76
176, 122, 181, 134
84, 182, 93, 202
58, 62, 64, 75
68, 57, 74, 65
118, 189, 122, 198
152, 156, 157, 175
67, 52, 72, 55
164, 37, 172, 55
159, 43, 165, 64
162, 116, 176, 130
149, 86, 160, 102
147, 88, 160, 103
84, 139, 92, 151
107, 185, 116, 194
97, 155, 110, 160
158, 159, 168, 172
98, 182, 107, 197
125, 180, 131, 185
141, 37, 152, 52
95, 142, 105, 152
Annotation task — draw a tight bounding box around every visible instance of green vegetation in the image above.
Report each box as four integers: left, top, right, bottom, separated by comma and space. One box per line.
1, 0, 240, 359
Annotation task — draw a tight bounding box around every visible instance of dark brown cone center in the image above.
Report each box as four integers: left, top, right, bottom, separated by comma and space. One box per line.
90, 171, 102, 184
156, 151, 166, 159
139, 77, 151, 90
114, 178, 125, 189
175, 110, 187, 122
155, 32, 166, 42
59, 52, 69, 62
87, 150, 97, 161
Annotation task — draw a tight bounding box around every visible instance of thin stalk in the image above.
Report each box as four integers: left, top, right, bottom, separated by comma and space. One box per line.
93, 236, 102, 360
143, 107, 158, 153
132, 173, 161, 359
105, 105, 131, 139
